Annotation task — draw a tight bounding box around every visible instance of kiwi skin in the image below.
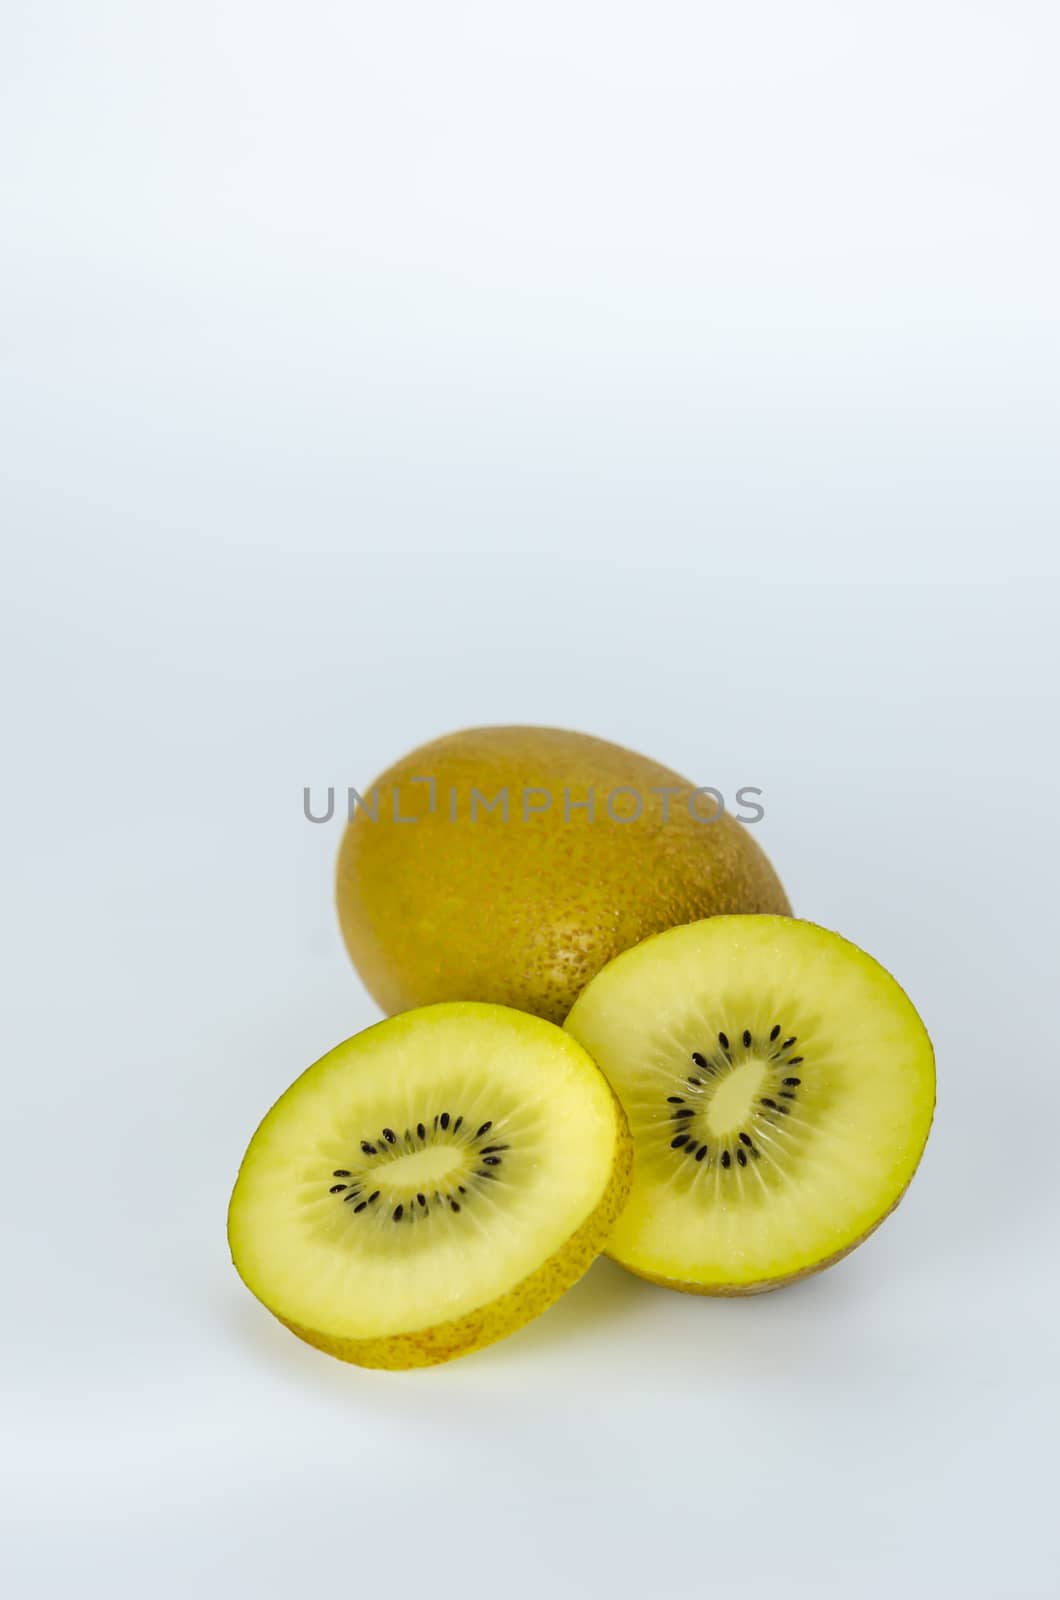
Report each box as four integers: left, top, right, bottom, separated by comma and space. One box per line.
270, 1104, 634, 1370
337, 725, 791, 1024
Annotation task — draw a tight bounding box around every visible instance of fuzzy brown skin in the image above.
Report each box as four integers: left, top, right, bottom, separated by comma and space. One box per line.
276, 1105, 634, 1370
337, 726, 791, 1024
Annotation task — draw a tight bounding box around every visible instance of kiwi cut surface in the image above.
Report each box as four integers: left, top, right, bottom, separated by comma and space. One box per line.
228, 1003, 632, 1368
564, 916, 934, 1294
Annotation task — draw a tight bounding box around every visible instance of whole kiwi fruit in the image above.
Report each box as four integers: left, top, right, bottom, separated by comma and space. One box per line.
336, 725, 791, 1024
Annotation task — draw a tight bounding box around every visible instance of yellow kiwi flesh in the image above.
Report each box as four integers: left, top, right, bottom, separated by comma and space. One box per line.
564, 917, 935, 1294
336, 726, 790, 1023
228, 1003, 632, 1368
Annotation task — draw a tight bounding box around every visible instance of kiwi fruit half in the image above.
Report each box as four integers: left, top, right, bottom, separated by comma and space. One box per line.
228, 1002, 632, 1368
564, 916, 934, 1294
337, 725, 790, 1023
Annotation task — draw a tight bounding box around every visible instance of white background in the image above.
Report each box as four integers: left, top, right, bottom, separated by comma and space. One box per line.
3, 3, 1059, 1596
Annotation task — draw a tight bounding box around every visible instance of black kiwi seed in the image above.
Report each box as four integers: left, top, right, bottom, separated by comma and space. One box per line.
695, 1145, 708, 1162
354, 1201, 368, 1213
667, 1095, 685, 1104
761, 1097, 777, 1109
672, 1108, 695, 1119
440, 1112, 450, 1130
671, 1134, 690, 1148
483, 1156, 503, 1166
480, 1145, 508, 1154
783, 1077, 801, 1086
718, 1032, 730, 1051
343, 1192, 359, 1203
450, 1200, 460, 1213
453, 1116, 463, 1133
736, 1149, 747, 1166
721, 1150, 731, 1168
360, 1143, 376, 1155
787, 1057, 804, 1066
738, 1132, 753, 1146
476, 1169, 496, 1180
783, 1037, 796, 1049
476, 1121, 492, 1138
368, 1190, 380, 1203
382, 1128, 396, 1144
458, 1185, 466, 1194
770, 1024, 781, 1042
781, 1090, 796, 1099
417, 1123, 426, 1140
333, 1169, 352, 1177
742, 1030, 752, 1048
329, 1184, 348, 1193
688, 1076, 703, 1087
417, 1193, 427, 1207
691, 1051, 708, 1068
393, 1205, 404, 1221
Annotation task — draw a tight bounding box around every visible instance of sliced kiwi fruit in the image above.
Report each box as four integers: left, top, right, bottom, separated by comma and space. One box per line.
564, 916, 934, 1294
228, 1002, 632, 1368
